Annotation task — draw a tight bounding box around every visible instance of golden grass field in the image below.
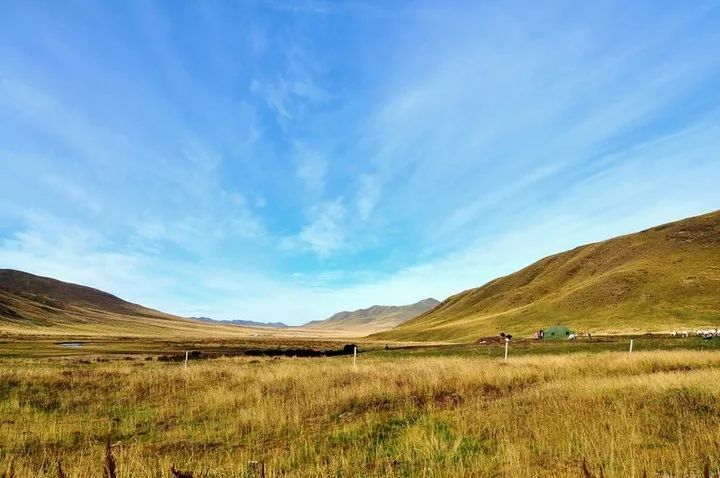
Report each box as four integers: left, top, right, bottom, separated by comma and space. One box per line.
2, 338, 720, 477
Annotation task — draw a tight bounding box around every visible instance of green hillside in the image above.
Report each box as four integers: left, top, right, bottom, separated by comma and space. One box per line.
372, 211, 720, 343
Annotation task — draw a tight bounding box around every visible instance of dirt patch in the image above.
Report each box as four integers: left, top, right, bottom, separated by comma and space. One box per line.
157, 344, 359, 361
0, 303, 23, 320
666, 223, 720, 245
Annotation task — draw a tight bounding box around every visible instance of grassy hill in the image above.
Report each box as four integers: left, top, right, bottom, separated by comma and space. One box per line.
373, 210, 720, 343
301, 298, 440, 335
0, 269, 259, 337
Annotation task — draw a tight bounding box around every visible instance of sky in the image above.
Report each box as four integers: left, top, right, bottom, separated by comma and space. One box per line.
1, 1, 719, 325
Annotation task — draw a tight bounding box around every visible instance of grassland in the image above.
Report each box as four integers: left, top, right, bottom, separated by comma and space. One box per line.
2, 337, 720, 477
375, 210, 720, 342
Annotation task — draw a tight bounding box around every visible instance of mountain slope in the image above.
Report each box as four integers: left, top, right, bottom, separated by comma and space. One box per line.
0, 269, 255, 337
373, 211, 720, 342
302, 298, 440, 334
0, 269, 171, 318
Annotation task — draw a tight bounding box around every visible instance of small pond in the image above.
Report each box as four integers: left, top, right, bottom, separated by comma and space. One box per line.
57, 342, 84, 348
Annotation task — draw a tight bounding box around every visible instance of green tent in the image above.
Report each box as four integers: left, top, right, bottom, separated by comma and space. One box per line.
543, 325, 574, 340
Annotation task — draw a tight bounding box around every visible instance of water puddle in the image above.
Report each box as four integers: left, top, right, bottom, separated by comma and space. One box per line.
57, 342, 84, 348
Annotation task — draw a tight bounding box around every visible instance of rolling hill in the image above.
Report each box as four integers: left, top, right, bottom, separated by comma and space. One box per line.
0, 269, 258, 337
301, 298, 440, 335
373, 210, 720, 343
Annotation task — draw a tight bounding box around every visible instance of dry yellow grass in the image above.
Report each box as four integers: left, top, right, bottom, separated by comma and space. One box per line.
2, 349, 720, 477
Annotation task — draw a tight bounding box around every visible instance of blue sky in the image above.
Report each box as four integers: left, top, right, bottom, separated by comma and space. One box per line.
1, 1, 719, 324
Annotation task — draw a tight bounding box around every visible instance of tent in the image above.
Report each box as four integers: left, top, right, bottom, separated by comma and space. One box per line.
543, 325, 575, 340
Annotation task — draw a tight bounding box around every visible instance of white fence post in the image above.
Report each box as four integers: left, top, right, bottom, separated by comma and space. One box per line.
504, 339, 509, 363
353, 346, 357, 368
184, 350, 189, 369
629, 339, 634, 356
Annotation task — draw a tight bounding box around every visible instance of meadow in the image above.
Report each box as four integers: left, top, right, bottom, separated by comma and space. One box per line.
1, 337, 720, 477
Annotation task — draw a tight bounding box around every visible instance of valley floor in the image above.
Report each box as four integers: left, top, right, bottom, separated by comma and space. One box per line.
1, 336, 720, 477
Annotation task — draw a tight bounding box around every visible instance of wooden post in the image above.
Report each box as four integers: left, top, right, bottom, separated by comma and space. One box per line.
353, 346, 357, 368
504, 339, 509, 363
629, 339, 634, 356
184, 350, 189, 369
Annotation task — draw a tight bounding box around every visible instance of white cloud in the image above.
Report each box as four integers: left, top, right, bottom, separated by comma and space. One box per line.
295, 199, 346, 257
356, 174, 380, 220
294, 145, 328, 191
249, 43, 330, 125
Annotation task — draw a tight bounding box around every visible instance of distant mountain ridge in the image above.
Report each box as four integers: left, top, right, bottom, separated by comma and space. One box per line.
302, 298, 440, 334
190, 317, 289, 328
373, 210, 720, 342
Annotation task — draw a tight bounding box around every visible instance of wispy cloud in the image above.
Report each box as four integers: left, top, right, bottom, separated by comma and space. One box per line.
294, 144, 328, 192
289, 199, 347, 258
249, 42, 330, 126
356, 174, 380, 221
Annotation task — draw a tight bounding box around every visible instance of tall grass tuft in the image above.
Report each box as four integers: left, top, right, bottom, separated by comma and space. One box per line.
103, 437, 116, 478
1, 459, 15, 478
170, 465, 194, 478
56, 459, 66, 478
